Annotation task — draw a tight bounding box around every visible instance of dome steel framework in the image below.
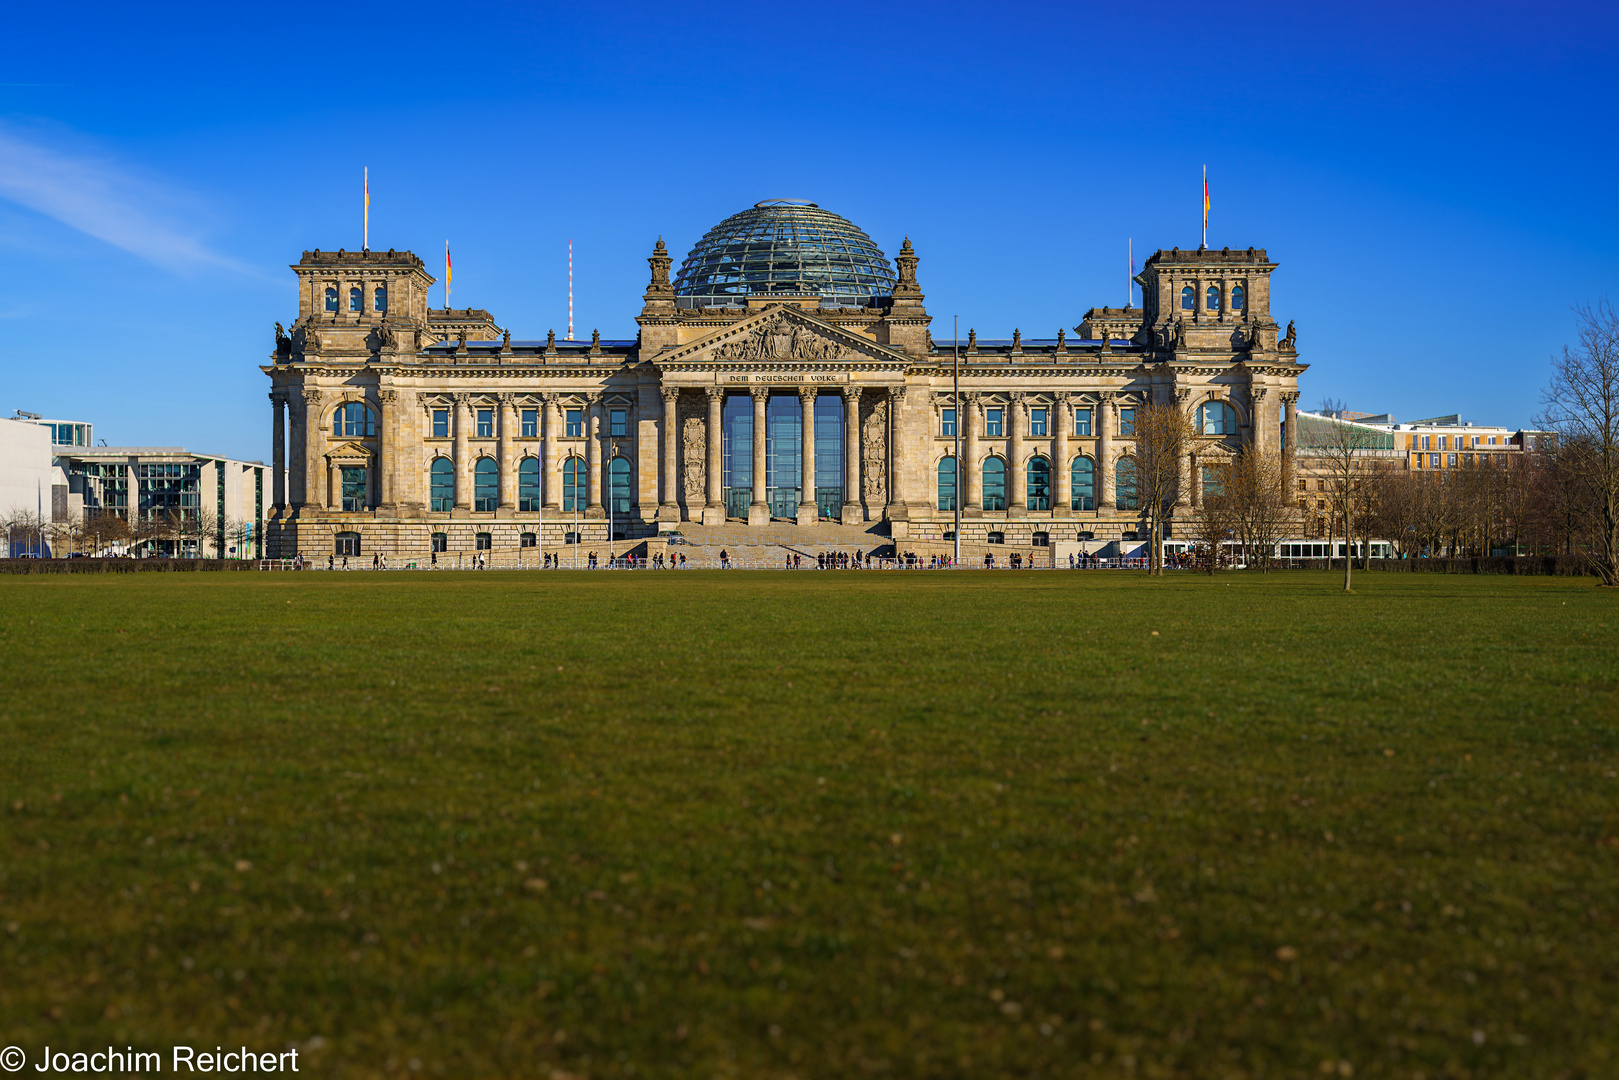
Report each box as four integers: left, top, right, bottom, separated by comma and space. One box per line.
673, 200, 896, 307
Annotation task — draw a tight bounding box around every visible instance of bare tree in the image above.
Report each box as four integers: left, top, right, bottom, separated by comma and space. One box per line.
1301, 399, 1386, 590
1538, 300, 1619, 584
1223, 448, 1290, 571
1132, 401, 1196, 576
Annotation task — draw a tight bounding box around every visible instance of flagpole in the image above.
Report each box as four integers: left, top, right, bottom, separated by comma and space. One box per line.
363, 166, 369, 251
1127, 238, 1132, 307
953, 314, 961, 568
1201, 165, 1207, 250
445, 241, 450, 308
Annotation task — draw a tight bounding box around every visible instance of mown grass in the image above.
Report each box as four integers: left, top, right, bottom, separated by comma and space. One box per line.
1, 570, 1616, 1079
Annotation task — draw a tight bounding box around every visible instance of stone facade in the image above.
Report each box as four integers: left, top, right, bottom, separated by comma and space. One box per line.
262, 235, 1306, 558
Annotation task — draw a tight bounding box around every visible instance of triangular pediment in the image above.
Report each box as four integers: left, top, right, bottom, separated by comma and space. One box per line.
325, 441, 374, 462
660, 304, 902, 366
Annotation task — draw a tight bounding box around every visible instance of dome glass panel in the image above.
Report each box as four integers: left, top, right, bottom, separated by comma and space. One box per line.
674, 200, 896, 307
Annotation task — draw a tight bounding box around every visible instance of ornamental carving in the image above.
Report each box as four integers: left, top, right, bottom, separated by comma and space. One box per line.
711, 313, 846, 362
678, 393, 707, 505
861, 395, 888, 504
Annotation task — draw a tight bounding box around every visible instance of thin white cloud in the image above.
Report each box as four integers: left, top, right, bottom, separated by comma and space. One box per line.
0, 121, 243, 273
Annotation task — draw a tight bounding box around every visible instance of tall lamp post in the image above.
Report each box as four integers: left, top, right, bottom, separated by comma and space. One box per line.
953, 314, 961, 568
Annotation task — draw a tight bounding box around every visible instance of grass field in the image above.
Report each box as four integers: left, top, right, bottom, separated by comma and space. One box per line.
1, 570, 1616, 1079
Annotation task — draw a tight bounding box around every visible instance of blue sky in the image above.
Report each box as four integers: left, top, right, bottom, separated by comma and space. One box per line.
2, 1, 1615, 461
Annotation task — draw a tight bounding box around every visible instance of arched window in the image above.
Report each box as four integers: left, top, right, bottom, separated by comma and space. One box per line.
332, 401, 376, 437
1197, 401, 1239, 436
937, 457, 957, 511
324, 287, 338, 312
1116, 457, 1139, 511
562, 456, 586, 512
373, 286, 387, 313
518, 457, 541, 511
1206, 286, 1221, 312
1231, 285, 1245, 312
348, 287, 362, 313
609, 456, 632, 514
1026, 456, 1051, 511
1181, 286, 1195, 310
429, 458, 453, 512
474, 458, 498, 511
982, 456, 1007, 511
1071, 456, 1095, 511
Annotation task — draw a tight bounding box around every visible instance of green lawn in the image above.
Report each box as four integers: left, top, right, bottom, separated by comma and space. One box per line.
1, 570, 1616, 1079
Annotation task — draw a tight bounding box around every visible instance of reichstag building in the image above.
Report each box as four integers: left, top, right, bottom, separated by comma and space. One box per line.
262, 200, 1305, 557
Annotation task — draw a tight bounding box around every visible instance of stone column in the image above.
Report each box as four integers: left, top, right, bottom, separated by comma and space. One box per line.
1283, 391, 1299, 497
1008, 394, 1027, 516
327, 458, 340, 510
660, 387, 679, 518
964, 393, 982, 515
302, 389, 323, 511
542, 395, 561, 511
1098, 392, 1116, 511
497, 393, 516, 510
1173, 390, 1194, 510
269, 391, 286, 508
841, 386, 862, 525
704, 388, 724, 525
450, 394, 471, 510
797, 387, 818, 526
749, 387, 769, 526
1190, 451, 1201, 509
585, 397, 603, 516
1053, 395, 1071, 514
887, 386, 908, 519
377, 389, 396, 509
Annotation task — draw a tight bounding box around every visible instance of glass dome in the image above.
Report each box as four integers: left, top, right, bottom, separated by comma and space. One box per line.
673, 200, 896, 307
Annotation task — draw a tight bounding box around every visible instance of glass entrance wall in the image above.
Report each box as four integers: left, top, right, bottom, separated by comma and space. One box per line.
814, 393, 844, 519
765, 394, 801, 518
722, 394, 752, 519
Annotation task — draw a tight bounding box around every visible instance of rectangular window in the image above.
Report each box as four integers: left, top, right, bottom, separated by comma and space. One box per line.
432, 409, 449, 438
1029, 408, 1047, 437
1421, 435, 1431, 450
1073, 408, 1091, 436
610, 409, 627, 438
1439, 435, 1449, 450
521, 409, 538, 437
1118, 407, 1135, 436
941, 408, 956, 437
1297, 479, 1307, 492
1447, 453, 1456, 467
985, 408, 1003, 437
566, 409, 582, 438
476, 409, 494, 438
1430, 454, 1441, 468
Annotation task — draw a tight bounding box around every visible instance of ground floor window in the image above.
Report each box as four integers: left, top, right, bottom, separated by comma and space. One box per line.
1026, 458, 1051, 511
431, 532, 447, 553
340, 467, 367, 511
987, 531, 1005, 544
1116, 458, 1139, 511
474, 459, 498, 512
520, 532, 537, 548
1071, 457, 1095, 511
335, 530, 360, 556
475, 532, 492, 551
518, 458, 541, 512
430, 459, 453, 512
982, 457, 1007, 511
1032, 532, 1049, 547
565, 531, 581, 545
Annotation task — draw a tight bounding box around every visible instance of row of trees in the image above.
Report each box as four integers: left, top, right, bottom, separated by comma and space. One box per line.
0, 509, 259, 559
1120, 294, 1619, 589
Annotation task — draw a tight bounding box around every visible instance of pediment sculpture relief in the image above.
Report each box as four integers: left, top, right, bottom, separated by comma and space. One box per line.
711, 313, 846, 362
